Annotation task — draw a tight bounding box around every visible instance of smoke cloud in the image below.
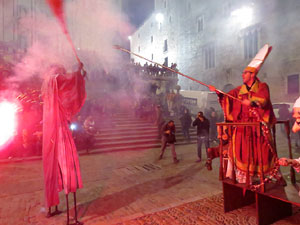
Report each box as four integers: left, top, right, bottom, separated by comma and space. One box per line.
12, 0, 132, 81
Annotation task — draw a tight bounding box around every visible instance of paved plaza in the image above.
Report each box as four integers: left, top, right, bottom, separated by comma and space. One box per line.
0, 136, 299, 225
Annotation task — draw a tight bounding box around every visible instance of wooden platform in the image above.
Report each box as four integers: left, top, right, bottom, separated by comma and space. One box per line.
223, 179, 300, 225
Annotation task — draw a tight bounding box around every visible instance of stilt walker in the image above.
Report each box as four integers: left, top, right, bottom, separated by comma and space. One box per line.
42, 63, 86, 224
43, 1, 86, 224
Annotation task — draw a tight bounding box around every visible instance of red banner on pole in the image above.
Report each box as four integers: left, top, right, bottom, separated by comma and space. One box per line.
46, 0, 80, 62
46, 0, 64, 23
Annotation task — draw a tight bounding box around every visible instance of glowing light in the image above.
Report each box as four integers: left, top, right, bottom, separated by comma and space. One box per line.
0, 101, 18, 148
128, 36, 132, 40
155, 13, 164, 23
70, 123, 77, 131
231, 7, 253, 28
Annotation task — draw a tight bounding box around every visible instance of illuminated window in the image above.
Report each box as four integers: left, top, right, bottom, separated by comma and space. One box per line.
197, 16, 204, 32
151, 36, 153, 43
244, 29, 258, 59
164, 0, 167, 8
164, 39, 168, 52
287, 74, 299, 94
204, 44, 215, 69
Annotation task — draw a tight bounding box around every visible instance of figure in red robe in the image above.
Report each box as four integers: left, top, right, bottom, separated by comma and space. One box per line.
209, 44, 285, 185
42, 62, 86, 222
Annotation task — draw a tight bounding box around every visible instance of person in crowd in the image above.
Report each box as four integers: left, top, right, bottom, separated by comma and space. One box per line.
173, 88, 183, 116
166, 89, 176, 116
209, 110, 218, 142
205, 127, 229, 171
83, 115, 96, 152
180, 108, 192, 142
193, 111, 210, 162
159, 120, 179, 163
279, 96, 300, 171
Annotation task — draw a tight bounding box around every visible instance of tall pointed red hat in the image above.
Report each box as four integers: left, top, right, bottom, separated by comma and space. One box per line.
244, 44, 272, 74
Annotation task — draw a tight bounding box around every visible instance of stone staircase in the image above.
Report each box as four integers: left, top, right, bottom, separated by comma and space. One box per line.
86, 113, 197, 154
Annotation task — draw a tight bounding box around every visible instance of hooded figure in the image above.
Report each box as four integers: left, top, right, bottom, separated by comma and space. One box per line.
42, 63, 86, 209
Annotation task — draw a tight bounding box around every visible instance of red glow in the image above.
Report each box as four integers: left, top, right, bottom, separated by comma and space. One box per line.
0, 101, 18, 149
46, 0, 64, 20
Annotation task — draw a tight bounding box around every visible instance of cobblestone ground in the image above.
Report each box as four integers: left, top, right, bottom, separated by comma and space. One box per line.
0, 144, 222, 225
0, 133, 299, 225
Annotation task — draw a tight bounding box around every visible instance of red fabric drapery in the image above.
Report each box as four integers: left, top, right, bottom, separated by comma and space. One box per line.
42, 69, 86, 207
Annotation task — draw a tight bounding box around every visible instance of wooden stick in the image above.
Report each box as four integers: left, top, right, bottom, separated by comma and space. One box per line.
113, 45, 242, 103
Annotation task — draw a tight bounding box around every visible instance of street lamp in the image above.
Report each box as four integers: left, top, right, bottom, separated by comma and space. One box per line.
155, 13, 164, 23
231, 6, 253, 28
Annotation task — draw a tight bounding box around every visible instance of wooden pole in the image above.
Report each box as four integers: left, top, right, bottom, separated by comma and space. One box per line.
114, 45, 242, 103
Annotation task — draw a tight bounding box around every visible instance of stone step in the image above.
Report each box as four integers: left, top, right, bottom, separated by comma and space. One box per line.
80, 140, 197, 154
95, 130, 158, 138
95, 134, 159, 142
95, 129, 197, 139
95, 136, 197, 148
97, 127, 158, 135
81, 143, 162, 154
93, 139, 160, 149
95, 133, 198, 143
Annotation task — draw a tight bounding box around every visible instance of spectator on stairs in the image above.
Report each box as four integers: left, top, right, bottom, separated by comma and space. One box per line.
179, 108, 192, 142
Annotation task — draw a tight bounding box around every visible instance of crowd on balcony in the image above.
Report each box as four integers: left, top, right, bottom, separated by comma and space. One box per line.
130, 61, 179, 78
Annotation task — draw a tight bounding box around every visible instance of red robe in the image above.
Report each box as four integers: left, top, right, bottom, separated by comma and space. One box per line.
219, 79, 276, 180
42, 70, 86, 207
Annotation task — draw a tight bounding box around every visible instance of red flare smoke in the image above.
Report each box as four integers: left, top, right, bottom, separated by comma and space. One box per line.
46, 0, 80, 63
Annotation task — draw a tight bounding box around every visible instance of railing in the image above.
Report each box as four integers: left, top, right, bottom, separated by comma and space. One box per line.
216, 120, 295, 193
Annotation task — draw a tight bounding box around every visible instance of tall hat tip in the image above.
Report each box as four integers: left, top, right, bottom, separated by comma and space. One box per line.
244, 44, 272, 74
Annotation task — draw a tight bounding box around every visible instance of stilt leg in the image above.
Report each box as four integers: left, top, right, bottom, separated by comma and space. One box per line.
46, 205, 62, 218
46, 207, 52, 218
73, 192, 83, 225
66, 194, 70, 225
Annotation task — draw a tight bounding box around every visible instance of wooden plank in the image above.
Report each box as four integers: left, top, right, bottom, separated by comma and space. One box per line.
222, 181, 255, 213
256, 192, 292, 225
223, 179, 300, 206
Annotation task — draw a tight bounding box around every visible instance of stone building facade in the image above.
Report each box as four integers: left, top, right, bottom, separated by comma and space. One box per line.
130, 0, 300, 103
0, 0, 124, 54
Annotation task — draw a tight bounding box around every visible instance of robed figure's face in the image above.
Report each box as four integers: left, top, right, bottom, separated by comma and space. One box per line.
242, 71, 255, 86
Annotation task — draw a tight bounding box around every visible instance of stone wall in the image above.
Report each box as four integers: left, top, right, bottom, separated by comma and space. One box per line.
131, 0, 300, 103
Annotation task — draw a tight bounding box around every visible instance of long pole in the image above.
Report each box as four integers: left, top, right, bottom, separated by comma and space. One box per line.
113, 45, 242, 103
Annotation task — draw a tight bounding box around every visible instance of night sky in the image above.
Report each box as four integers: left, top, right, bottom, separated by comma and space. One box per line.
125, 0, 154, 28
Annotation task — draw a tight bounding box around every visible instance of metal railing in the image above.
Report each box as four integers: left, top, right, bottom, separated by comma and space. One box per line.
216, 120, 295, 192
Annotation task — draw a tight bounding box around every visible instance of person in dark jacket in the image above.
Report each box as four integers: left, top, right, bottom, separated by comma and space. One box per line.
159, 120, 179, 163
180, 108, 192, 141
193, 111, 210, 162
